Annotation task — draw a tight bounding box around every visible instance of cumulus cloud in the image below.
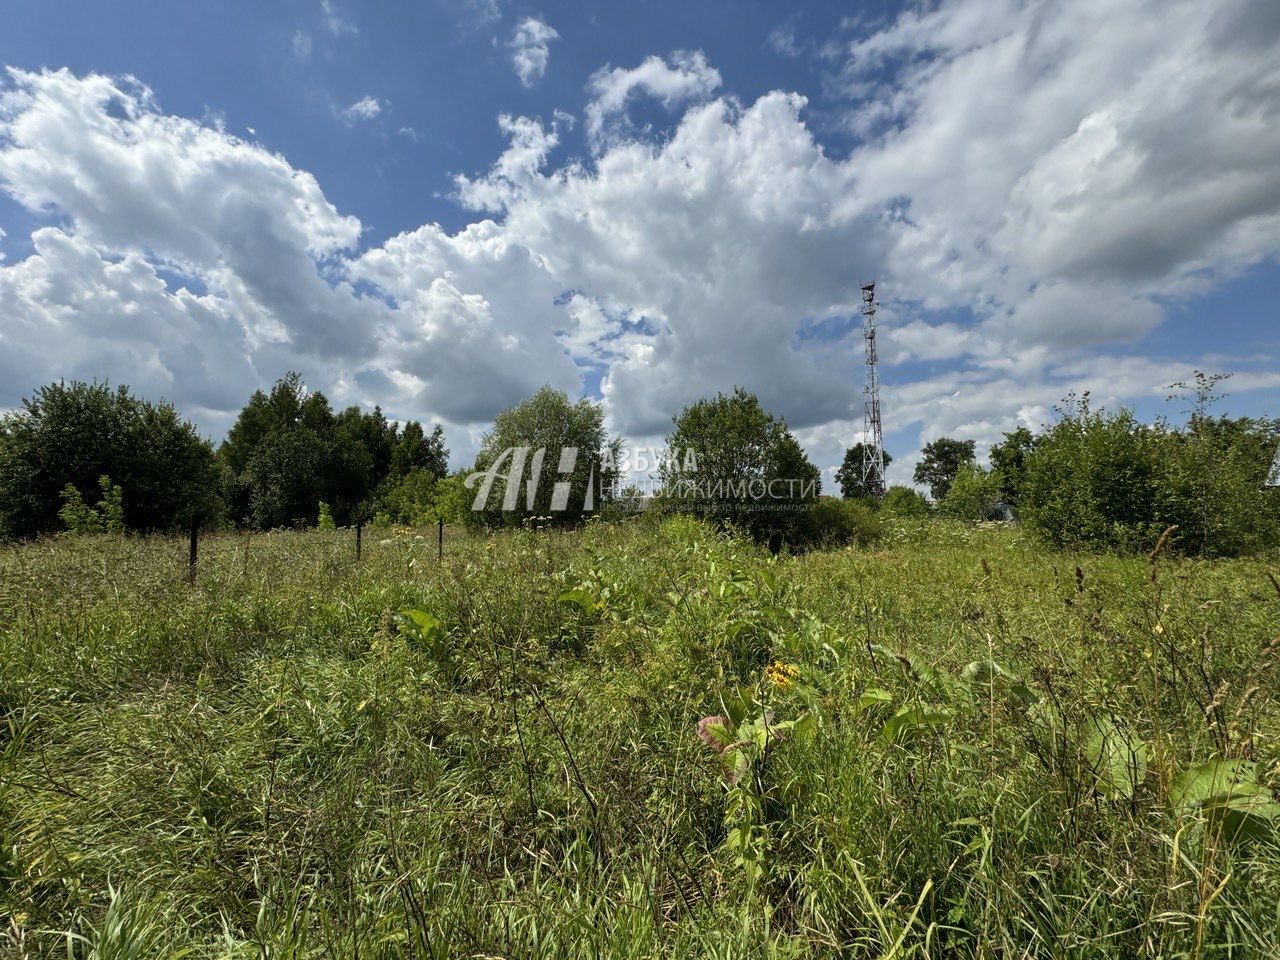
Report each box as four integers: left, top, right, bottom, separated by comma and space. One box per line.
508, 18, 558, 88
2, 0, 1279, 472
338, 96, 384, 124
585, 51, 721, 151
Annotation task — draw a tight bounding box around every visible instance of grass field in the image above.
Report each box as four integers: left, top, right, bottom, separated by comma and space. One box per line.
2, 518, 1279, 958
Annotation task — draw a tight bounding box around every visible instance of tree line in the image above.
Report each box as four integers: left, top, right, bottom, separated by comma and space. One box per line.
834, 373, 1280, 557
1, 372, 1276, 556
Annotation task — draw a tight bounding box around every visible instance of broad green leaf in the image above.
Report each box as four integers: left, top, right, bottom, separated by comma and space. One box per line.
557, 587, 599, 615
398, 607, 445, 644
853, 687, 894, 714
1083, 713, 1147, 800
1202, 793, 1280, 842
1170, 758, 1257, 815
880, 704, 951, 744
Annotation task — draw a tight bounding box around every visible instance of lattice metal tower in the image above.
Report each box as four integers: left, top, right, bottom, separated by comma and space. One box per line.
860, 281, 886, 498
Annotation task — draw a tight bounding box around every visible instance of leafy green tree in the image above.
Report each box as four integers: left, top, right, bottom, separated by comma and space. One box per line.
938, 465, 1003, 521
375, 468, 450, 526
834, 443, 893, 500
469, 386, 618, 526
913, 437, 977, 501
1155, 374, 1280, 556
989, 427, 1036, 507
388, 421, 449, 481
660, 387, 820, 544
1019, 397, 1162, 551
0, 381, 221, 539
1018, 384, 1279, 556
221, 373, 447, 528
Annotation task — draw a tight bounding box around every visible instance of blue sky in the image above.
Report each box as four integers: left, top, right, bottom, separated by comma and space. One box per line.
0, 0, 1277, 485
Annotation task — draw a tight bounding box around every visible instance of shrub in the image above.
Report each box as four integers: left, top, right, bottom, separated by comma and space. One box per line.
880, 485, 931, 518
1020, 391, 1280, 556
939, 465, 1003, 521
1019, 402, 1162, 551
792, 497, 881, 550
1153, 415, 1280, 556
0, 381, 221, 539
57, 475, 125, 535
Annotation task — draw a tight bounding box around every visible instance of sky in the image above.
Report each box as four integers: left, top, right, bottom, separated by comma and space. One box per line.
0, 0, 1277, 487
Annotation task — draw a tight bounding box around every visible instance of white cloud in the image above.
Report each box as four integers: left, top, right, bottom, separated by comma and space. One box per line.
320, 0, 357, 37
2, 0, 1279, 472
585, 51, 722, 151
338, 96, 384, 124
508, 18, 558, 88
291, 30, 312, 60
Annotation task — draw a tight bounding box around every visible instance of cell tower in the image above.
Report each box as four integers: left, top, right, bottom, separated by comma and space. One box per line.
860, 281, 886, 499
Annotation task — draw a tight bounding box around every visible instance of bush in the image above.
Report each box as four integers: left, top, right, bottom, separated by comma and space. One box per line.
792, 497, 881, 550
317, 502, 336, 530
1020, 395, 1280, 556
1019, 403, 1162, 551
938, 465, 1003, 521
1153, 415, 1280, 556
0, 381, 221, 539
880, 485, 931, 518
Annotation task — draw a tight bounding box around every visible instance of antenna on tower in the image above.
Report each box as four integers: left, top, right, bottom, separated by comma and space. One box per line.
860, 280, 886, 499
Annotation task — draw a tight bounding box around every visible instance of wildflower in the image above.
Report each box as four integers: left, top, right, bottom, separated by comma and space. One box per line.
764, 660, 800, 689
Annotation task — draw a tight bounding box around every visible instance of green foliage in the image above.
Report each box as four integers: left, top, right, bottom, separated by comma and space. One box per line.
58, 483, 101, 534
220, 373, 448, 529
316, 501, 336, 530
880, 484, 931, 517
792, 497, 881, 550
938, 464, 1003, 521
660, 387, 820, 544
989, 426, 1036, 506
834, 443, 892, 500
469, 385, 618, 527
1019, 386, 1280, 555
913, 436, 977, 501
1019, 398, 1163, 551
3, 522, 1280, 956
0, 380, 221, 539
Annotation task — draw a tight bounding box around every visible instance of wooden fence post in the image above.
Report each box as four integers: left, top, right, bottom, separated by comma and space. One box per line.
437, 518, 444, 561
355, 520, 363, 562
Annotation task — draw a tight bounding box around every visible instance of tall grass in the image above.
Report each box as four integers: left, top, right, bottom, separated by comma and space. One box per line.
1, 517, 1278, 957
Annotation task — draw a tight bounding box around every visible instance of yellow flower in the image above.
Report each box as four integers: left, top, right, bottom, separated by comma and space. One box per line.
765, 660, 800, 689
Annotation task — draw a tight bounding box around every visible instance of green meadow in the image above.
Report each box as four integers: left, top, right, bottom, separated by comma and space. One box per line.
2, 518, 1278, 958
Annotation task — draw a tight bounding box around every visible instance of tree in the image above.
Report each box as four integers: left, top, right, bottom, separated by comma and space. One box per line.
835, 443, 893, 500
1155, 373, 1280, 556
660, 387, 820, 543
468, 386, 618, 525
913, 437, 976, 501
989, 427, 1036, 507
938, 465, 1003, 521
1019, 397, 1162, 551
0, 381, 221, 539
221, 373, 448, 528
388, 421, 449, 481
